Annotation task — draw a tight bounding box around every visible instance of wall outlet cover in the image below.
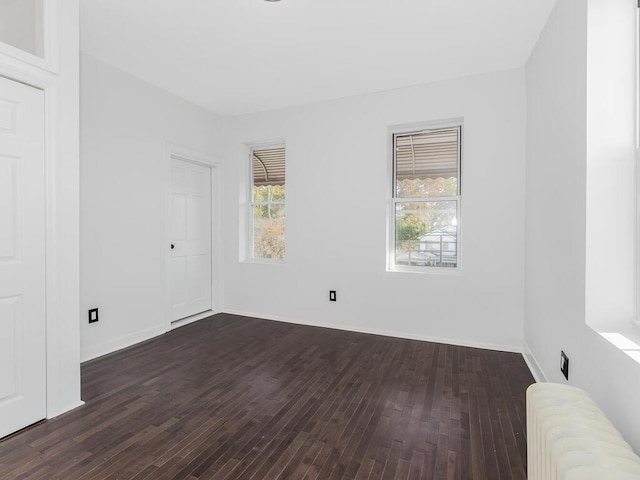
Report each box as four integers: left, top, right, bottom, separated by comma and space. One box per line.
89, 308, 99, 324
329, 291, 337, 302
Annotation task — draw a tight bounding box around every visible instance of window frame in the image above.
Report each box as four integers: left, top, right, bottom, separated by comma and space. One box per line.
634, 5, 640, 326
388, 120, 463, 274
247, 142, 286, 264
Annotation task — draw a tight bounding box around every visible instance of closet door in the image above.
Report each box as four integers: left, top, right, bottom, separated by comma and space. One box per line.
0, 76, 46, 438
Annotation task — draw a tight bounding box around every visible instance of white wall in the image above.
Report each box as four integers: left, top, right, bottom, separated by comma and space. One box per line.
80, 54, 227, 361
525, 0, 640, 452
223, 69, 527, 352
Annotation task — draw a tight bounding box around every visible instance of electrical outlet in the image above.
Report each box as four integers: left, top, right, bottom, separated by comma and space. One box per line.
88, 308, 99, 324
329, 291, 337, 302
560, 351, 569, 380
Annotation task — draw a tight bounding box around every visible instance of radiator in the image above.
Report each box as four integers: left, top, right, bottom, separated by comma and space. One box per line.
527, 383, 640, 479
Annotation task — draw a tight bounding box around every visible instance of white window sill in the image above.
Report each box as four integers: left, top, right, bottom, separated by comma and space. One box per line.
589, 320, 640, 365
387, 265, 463, 276
242, 259, 285, 266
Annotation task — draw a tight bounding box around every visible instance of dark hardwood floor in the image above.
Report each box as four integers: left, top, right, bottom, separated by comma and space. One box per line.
0, 314, 534, 479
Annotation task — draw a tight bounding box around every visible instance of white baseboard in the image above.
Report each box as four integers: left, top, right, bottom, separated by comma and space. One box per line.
47, 400, 85, 419
170, 309, 219, 330
81, 325, 166, 362
223, 309, 521, 354
521, 341, 547, 382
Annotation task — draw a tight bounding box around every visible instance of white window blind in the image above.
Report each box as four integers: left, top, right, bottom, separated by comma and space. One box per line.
395, 128, 459, 182
252, 146, 286, 187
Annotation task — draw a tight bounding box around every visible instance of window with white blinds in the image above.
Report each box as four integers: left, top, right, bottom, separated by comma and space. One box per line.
249, 144, 286, 261
391, 124, 461, 270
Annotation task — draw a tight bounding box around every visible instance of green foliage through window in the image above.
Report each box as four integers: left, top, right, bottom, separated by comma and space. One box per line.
251, 182, 285, 260
250, 143, 286, 261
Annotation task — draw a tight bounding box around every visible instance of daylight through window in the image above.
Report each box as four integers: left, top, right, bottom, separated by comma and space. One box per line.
392, 125, 461, 269
250, 145, 286, 261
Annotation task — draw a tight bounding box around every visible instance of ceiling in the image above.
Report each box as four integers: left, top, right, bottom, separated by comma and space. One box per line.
80, 0, 557, 117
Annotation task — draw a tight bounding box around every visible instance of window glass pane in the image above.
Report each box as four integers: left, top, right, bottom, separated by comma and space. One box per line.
253, 184, 286, 203
0, 0, 44, 58
395, 128, 459, 198
249, 144, 286, 261
396, 177, 458, 198
253, 204, 285, 260
395, 201, 457, 268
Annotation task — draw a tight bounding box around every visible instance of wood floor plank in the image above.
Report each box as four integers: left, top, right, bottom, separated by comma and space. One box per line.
0, 313, 534, 479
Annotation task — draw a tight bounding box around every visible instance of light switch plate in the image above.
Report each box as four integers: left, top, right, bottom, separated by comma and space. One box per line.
560, 350, 569, 380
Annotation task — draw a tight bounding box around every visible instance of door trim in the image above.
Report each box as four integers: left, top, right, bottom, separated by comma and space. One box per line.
163, 143, 222, 333
0, 0, 84, 420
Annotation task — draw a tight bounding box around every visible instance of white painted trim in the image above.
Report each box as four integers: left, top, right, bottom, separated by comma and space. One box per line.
522, 341, 548, 383
81, 325, 166, 363
43, 81, 66, 418
242, 258, 286, 266
0, 1, 81, 420
634, 143, 640, 327
0, 54, 56, 89
47, 401, 84, 420
163, 143, 223, 333
387, 264, 463, 276
634, 6, 639, 325
170, 309, 220, 330
223, 309, 522, 353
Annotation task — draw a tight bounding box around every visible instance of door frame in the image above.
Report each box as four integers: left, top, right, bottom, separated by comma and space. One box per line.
0, 1, 85, 419
163, 143, 222, 332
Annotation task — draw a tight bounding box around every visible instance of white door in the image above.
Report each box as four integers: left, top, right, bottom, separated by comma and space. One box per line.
0, 77, 46, 438
170, 157, 212, 321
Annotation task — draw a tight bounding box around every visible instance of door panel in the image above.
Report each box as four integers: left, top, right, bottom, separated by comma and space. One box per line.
171, 257, 188, 306
0, 158, 17, 258
0, 296, 20, 400
0, 77, 46, 438
170, 158, 212, 321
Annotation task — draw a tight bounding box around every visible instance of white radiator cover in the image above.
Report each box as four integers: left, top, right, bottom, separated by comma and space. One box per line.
527, 383, 640, 479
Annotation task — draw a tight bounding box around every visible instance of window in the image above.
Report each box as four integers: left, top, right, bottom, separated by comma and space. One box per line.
0, 0, 45, 58
249, 144, 286, 261
390, 124, 461, 270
